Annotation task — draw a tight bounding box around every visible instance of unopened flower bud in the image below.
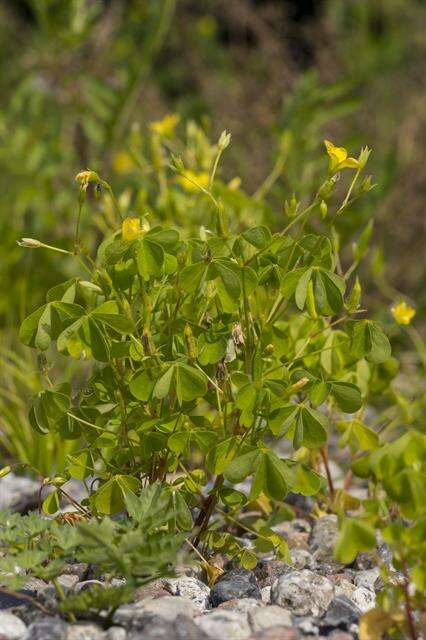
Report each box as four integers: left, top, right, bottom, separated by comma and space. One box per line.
17, 238, 42, 248
264, 344, 274, 355
218, 130, 231, 151
317, 178, 335, 200
320, 200, 328, 219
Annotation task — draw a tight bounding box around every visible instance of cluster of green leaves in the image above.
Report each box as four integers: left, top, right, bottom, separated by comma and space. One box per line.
15, 131, 395, 569
0, 484, 186, 620
335, 429, 426, 639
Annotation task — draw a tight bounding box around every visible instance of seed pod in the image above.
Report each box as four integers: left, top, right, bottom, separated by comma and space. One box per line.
0, 466, 12, 478
306, 280, 318, 319
184, 323, 197, 360
320, 200, 328, 219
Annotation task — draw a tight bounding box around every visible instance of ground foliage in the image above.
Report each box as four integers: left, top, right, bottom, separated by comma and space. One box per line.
0, 130, 423, 638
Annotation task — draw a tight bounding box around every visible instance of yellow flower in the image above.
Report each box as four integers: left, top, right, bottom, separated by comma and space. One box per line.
113, 152, 134, 175
122, 217, 142, 241
324, 140, 360, 173
391, 301, 416, 325
177, 170, 210, 193
150, 113, 180, 137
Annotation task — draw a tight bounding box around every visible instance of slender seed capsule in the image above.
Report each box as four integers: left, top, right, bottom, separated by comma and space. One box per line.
306, 280, 318, 319
184, 323, 197, 360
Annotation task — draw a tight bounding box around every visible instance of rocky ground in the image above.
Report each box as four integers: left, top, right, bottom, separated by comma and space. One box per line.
0, 474, 387, 640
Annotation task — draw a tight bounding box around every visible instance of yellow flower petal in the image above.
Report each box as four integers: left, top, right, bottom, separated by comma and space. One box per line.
122, 217, 142, 241
324, 139, 348, 172
177, 170, 210, 193
150, 113, 180, 137
391, 301, 416, 325
341, 157, 361, 169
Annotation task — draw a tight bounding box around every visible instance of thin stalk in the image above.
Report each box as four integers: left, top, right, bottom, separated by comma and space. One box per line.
338, 167, 361, 213
401, 559, 418, 640
319, 447, 335, 498
52, 578, 76, 622
74, 200, 84, 252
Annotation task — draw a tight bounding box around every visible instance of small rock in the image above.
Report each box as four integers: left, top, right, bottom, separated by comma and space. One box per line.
333, 580, 356, 600
271, 521, 311, 551
250, 628, 300, 640
23, 620, 68, 640
210, 570, 261, 607
328, 633, 354, 640
163, 576, 210, 610
134, 579, 169, 601
66, 624, 105, 640
113, 596, 198, 628
195, 610, 251, 640
322, 596, 362, 630
354, 569, 380, 591
271, 570, 334, 617
0, 474, 39, 512
218, 598, 263, 613
57, 575, 80, 592
60, 564, 89, 580
350, 587, 376, 612
248, 605, 293, 632
105, 628, 127, 640
0, 612, 27, 639
289, 549, 313, 571
260, 587, 271, 604
255, 561, 289, 588
293, 618, 319, 636
127, 615, 209, 640
309, 515, 339, 563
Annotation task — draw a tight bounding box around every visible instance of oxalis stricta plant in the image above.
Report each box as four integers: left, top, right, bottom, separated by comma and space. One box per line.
6, 128, 426, 635
12, 135, 389, 561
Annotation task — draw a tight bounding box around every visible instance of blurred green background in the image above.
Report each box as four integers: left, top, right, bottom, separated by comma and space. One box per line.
0, 0, 425, 470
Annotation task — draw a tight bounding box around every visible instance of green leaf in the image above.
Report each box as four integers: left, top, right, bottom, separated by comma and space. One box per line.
338, 420, 379, 452
180, 261, 207, 293
20, 302, 84, 350
295, 268, 313, 310
174, 363, 208, 404
350, 320, 391, 364
91, 301, 134, 334
153, 366, 175, 399
206, 438, 238, 474
331, 382, 362, 413
314, 269, 345, 315
198, 336, 226, 365
368, 322, 391, 364
136, 238, 164, 281
214, 260, 241, 300
46, 278, 77, 303
294, 406, 327, 449
30, 385, 70, 434
129, 369, 156, 401
94, 475, 140, 515
268, 405, 298, 437
58, 317, 109, 362
223, 449, 260, 483
242, 226, 271, 249
249, 451, 288, 501
42, 490, 61, 515
334, 518, 376, 564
